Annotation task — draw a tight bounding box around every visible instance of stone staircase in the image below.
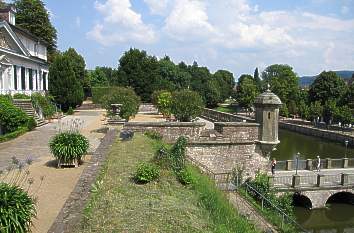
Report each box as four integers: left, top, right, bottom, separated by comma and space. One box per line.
13, 99, 46, 127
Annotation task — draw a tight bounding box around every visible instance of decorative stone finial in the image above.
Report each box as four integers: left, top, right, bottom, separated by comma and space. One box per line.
266, 83, 271, 92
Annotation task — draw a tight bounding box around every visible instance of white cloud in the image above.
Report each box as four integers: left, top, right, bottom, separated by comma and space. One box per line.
164, 0, 215, 41
144, 0, 170, 15
87, 0, 156, 45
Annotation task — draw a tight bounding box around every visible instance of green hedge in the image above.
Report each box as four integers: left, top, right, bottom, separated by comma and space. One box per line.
0, 127, 28, 143
92, 86, 122, 104
0, 97, 29, 134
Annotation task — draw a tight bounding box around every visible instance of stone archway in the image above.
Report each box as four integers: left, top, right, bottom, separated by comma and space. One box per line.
326, 191, 354, 205
293, 192, 312, 209
301, 188, 354, 209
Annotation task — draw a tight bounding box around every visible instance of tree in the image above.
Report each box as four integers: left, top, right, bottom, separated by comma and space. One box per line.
63, 48, 86, 83
14, 0, 57, 58
214, 70, 235, 101
334, 106, 353, 126
236, 75, 258, 112
88, 67, 109, 87
253, 67, 262, 91
171, 90, 204, 122
323, 100, 338, 125
49, 54, 84, 111
309, 101, 323, 122
262, 64, 299, 106
204, 78, 221, 108
298, 100, 310, 120
309, 71, 347, 105
117, 48, 161, 102
156, 91, 172, 118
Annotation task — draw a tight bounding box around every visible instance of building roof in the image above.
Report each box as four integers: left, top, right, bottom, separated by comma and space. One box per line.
254, 88, 282, 106
9, 23, 49, 46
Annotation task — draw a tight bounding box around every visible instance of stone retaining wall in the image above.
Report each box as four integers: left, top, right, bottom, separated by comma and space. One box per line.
123, 122, 206, 143
187, 141, 269, 179
214, 122, 259, 143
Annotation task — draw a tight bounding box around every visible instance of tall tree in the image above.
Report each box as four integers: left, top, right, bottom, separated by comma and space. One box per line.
49, 53, 84, 110
262, 64, 299, 106
309, 71, 347, 105
14, 0, 57, 58
236, 75, 259, 112
117, 48, 161, 101
214, 70, 235, 101
253, 67, 262, 91
63, 48, 85, 83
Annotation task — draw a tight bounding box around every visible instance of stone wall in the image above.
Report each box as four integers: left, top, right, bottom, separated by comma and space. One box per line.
201, 108, 254, 123
280, 122, 354, 146
214, 122, 259, 143
123, 122, 206, 143
301, 188, 354, 209
187, 141, 269, 179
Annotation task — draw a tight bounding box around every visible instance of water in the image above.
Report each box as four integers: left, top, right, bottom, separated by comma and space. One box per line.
271, 129, 354, 232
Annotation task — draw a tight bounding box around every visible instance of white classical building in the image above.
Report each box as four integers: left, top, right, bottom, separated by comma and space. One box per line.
0, 5, 49, 96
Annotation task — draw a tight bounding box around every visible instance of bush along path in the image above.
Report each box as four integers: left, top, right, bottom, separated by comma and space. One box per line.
76, 133, 258, 233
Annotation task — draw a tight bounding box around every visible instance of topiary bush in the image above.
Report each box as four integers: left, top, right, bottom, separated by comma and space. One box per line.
49, 132, 89, 166
26, 117, 37, 131
172, 90, 204, 122
101, 87, 141, 120
0, 182, 36, 233
0, 97, 29, 134
135, 162, 160, 184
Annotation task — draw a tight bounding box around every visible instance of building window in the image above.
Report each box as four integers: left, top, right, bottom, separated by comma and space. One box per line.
21, 67, 25, 90
29, 69, 33, 90
13, 65, 17, 90
43, 72, 47, 91
35, 70, 38, 90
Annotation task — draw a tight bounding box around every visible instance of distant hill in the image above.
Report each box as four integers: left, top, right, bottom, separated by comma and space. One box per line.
299, 70, 354, 87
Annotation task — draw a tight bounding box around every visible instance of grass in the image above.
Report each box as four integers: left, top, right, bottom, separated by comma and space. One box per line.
214, 106, 237, 113
78, 134, 258, 233
0, 127, 28, 143
237, 188, 298, 233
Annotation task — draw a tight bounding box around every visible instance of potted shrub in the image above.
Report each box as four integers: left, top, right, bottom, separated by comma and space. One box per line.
49, 132, 89, 168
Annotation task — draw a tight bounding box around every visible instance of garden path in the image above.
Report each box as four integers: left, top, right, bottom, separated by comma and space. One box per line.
0, 109, 107, 233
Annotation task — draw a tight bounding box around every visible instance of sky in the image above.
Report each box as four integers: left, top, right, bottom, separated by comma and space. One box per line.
29, 0, 354, 77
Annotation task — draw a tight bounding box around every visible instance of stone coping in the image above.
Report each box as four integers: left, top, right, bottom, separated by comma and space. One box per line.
188, 140, 255, 145
214, 122, 259, 127
124, 121, 206, 127
275, 185, 354, 192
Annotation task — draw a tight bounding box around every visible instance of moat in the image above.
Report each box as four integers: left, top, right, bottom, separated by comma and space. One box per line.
271, 129, 354, 232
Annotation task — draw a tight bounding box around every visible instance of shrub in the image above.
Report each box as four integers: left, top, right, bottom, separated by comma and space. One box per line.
49, 132, 89, 164
0, 183, 36, 233
157, 91, 172, 118
26, 117, 37, 131
144, 130, 162, 141
169, 136, 188, 173
101, 87, 141, 120
31, 93, 55, 119
91, 86, 124, 104
0, 127, 28, 143
172, 90, 204, 122
135, 162, 160, 184
67, 107, 74, 115
0, 97, 29, 134
13, 93, 30, 99
151, 90, 166, 106
177, 168, 194, 185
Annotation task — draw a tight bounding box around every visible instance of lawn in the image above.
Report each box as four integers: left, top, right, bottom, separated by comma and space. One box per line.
214, 106, 238, 113
78, 134, 258, 233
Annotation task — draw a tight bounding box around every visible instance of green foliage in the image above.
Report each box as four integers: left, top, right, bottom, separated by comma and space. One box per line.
13, 93, 30, 99
309, 71, 347, 105
67, 107, 74, 115
169, 136, 188, 173
309, 101, 323, 121
101, 87, 141, 120
156, 91, 172, 117
0, 97, 29, 134
63, 48, 86, 84
144, 130, 163, 141
49, 132, 89, 164
334, 105, 353, 125
171, 90, 204, 122
49, 53, 84, 111
0, 127, 28, 143
280, 103, 289, 117
253, 67, 262, 91
214, 70, 235, 101
31, 93, 55, 119
14, 0, 57, 58
26, 117, 37, 131
297, 100, 310, 120
176, 168, 194, 185
151, 90, 165, 106
236, 74, 259, 110
134, 162, 160, 184
323, 100, 338, 124
91, 86, 117, 104
0, 182, 36, 233
87, 67, 109, 87
262, 64, 299, 107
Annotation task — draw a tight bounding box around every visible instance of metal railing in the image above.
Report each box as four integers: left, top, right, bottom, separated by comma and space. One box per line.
242, 182, 308, 233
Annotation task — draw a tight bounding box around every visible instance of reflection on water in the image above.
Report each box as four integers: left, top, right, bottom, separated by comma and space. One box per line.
271, 129, 354, 160
295, 204, 354, 233
271, 129, 354, 232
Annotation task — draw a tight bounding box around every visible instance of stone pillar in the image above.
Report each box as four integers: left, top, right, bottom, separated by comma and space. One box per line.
292, 175, 300, 188
326, 158, 332, 169
341, 174, 349, 186
343, 158, 349, 168
306, 159, 312, 170
317, 174, 324, 187
268, 176, 274, 187
286, 160, 293, 171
